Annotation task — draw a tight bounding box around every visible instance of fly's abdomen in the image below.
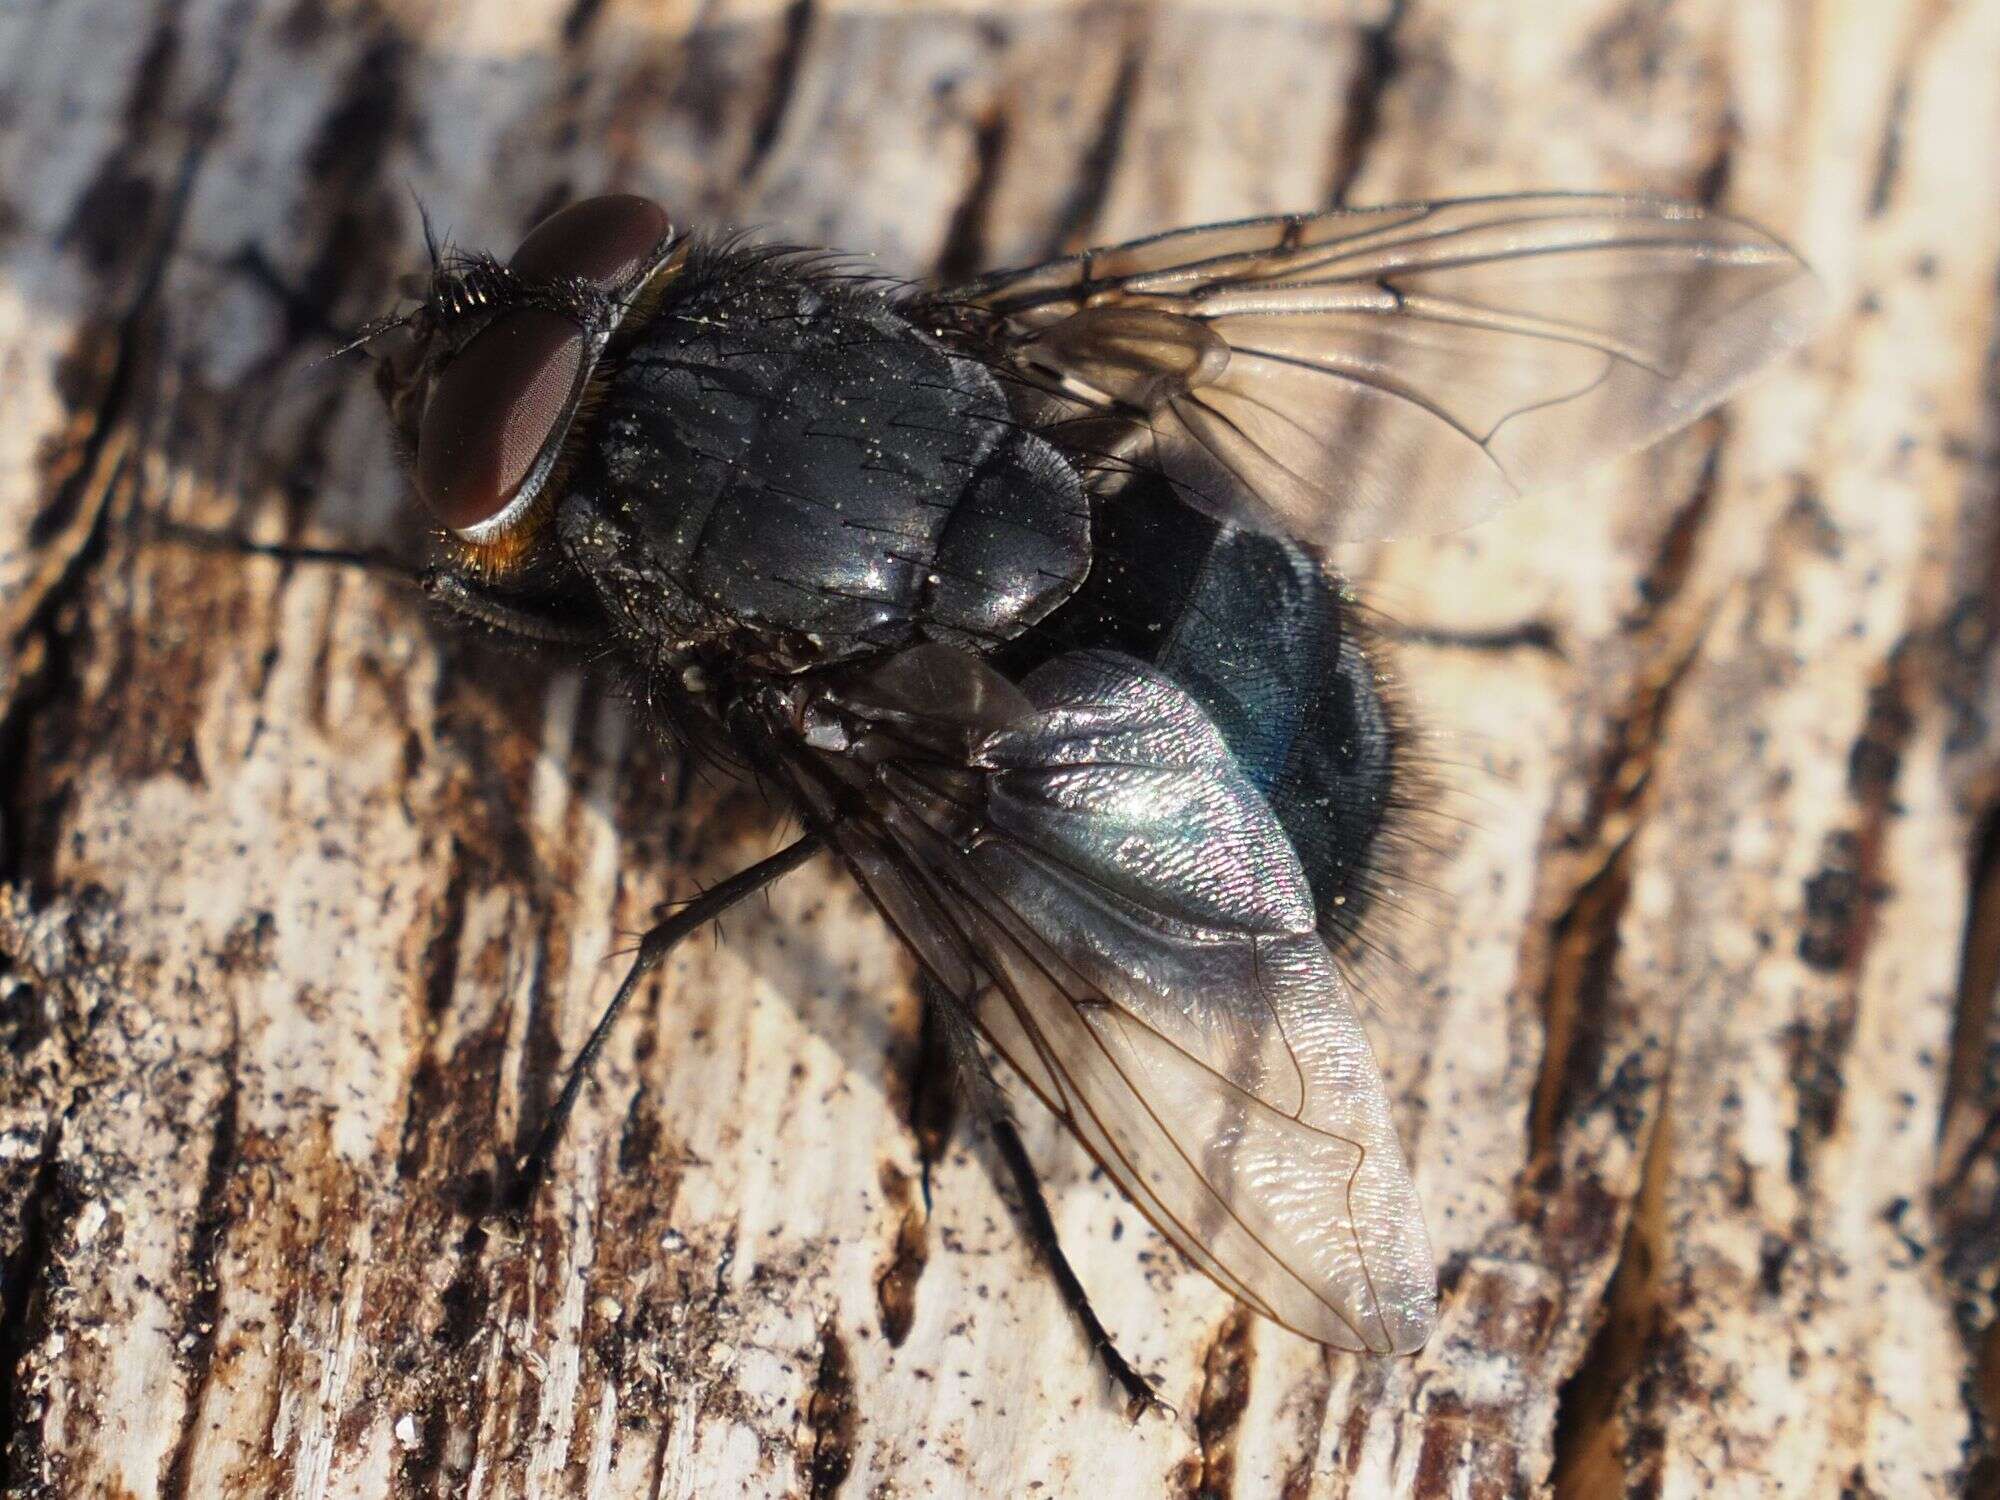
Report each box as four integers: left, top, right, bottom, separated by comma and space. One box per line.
1153, 529, 1403, 948
568, 261, 1088, 664
1004, 485, 1405, 944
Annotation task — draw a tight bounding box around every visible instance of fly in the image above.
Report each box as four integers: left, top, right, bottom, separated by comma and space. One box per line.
302, 191, 1820, 1410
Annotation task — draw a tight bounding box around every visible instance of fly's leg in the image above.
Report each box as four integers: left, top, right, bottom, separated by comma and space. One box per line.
144, 516, 420, 582
506, 832, 824, 1214
909, 994, 961, 1214
917, 975, 1167, 1421
148, 519, 603, 648
984, 1108, 1170, 1421
419, 570, 602, 646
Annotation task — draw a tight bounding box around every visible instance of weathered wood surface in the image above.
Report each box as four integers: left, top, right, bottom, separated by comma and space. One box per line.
1, 0, 1996, 1495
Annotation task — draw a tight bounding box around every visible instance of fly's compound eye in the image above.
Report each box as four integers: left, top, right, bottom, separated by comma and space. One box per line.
414, 195, 679, 551
416, 308, 585, 541
510, 193, 675, 299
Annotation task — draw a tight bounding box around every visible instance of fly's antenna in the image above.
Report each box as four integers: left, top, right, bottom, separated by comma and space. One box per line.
319, 309, 414, 365
308, 185, 443, 368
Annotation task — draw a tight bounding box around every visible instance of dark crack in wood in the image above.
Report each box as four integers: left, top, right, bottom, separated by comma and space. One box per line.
742, 0, 816, 188
934, 107, 1009, 287
1940, 799, 2000, 1495
1326, 0, 1407, 205
160, 1021, 241, 1500
1551, 1074, 1675, 1499
0, 1129, 67, 1496
1181, 1308, 1254, 1500
1529, 626, 1708, 1160
1044, 17, 1145, 256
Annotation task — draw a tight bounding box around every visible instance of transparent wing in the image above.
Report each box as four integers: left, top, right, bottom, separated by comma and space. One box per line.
945, 193, 1824, 543
779, 644, 1436, 1351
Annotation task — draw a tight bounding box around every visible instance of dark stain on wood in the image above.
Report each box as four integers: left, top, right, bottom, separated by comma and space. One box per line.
1629, 431, 1724, 627
63, 165, 159, 277
1869, 77, 1912, 218
561, 0, 608, 49
1785, 998, 1858, 1187
874, 1163, 927, 1347
1182, 1308, 1254, 1500
1798, 830, 1874, 974
1943, 804, 2000, 1187
4, 0, 1993, 1489
305, 35, 406, 188
1851, 657, 1917, 798
805, 1320, 857, 1498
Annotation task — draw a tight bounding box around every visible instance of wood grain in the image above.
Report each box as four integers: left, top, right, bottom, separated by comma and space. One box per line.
1, 1, 1995, 1495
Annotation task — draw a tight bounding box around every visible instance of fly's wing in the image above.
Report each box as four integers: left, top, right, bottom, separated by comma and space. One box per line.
780, 644, 1435, 1351
943, 193, 1823, 543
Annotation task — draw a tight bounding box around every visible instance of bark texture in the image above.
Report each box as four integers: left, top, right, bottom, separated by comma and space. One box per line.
1, 1, 1996, 1495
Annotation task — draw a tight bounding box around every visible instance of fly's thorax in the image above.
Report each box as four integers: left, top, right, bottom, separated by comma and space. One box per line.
556, 247, 1091, 670
554, 488, 739, 659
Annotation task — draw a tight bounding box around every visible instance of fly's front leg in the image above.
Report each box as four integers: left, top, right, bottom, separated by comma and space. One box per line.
420, 569, 602, 647
146, 519, 600, 649
143, 515, 420, 581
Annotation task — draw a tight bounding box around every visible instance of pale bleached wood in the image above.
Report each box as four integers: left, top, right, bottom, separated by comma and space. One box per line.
0, 2, 1994, 1496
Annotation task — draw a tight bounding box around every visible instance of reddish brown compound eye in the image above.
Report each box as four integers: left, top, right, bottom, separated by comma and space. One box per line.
416, 308, 584, 538
510, 194, 672, 294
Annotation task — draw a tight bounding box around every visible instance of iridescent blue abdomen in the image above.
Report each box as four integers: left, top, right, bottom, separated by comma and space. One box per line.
998, 481, 1401, 942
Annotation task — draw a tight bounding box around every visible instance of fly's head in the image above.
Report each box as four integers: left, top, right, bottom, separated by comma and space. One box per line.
357, 195, 688, 589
